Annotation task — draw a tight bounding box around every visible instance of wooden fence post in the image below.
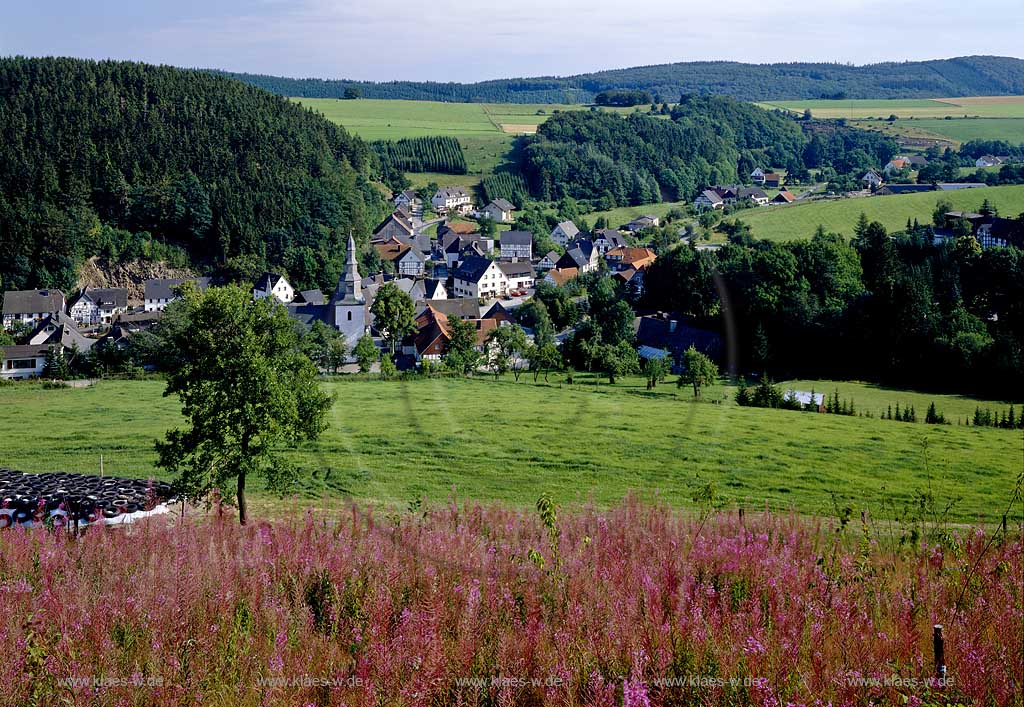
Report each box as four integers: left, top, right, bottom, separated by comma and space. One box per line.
933, 624, 946, 684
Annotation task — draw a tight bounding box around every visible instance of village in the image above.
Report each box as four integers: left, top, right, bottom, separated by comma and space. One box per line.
0, 183, 667, 380
5, 166, 1022, 383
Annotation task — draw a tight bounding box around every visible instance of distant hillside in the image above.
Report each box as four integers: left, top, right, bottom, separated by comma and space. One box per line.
518, 95, 896, 208
0, 57, 387, 293
216, 56, 1024, 103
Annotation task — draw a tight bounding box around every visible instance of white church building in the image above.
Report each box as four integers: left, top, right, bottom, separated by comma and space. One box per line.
330, 235, 367, 344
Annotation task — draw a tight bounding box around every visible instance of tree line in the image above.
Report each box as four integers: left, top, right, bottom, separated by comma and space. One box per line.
480, 173, 530, 208
518, 97, 897, 209
641, 214, 1024, 397
213, 56, 1024, 103
0, 57, 388, 294
373, 136, 467, 190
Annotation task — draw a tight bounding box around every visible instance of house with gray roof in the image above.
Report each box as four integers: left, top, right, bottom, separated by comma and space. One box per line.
253, 272, 294, 303
550, 221, 580, 248
694, 190, 724, 210
432, 186, 473, 215
497, 261, 535, 293
68, 287, 128, 326
499, 230, 533, 261
2, 289, 66, 329
482, 198, 517, 223
26, 311, 96, 354
592, 229, 629, 255
1, 344, 52, 380
557, 239, 599, 273
451, 255, 507, 299
144, 277, 211, 312
538, 250, 560, 270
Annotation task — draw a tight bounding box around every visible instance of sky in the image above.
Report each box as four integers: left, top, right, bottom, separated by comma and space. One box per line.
1, 0, 1021, 83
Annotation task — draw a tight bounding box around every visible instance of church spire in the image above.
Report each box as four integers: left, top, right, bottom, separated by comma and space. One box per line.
334, 233, 363, 304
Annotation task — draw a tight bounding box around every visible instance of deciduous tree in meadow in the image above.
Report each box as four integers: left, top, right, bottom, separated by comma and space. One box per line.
485, 324, 527, 380
155, 284, 333, 524
678, 345, 719, 397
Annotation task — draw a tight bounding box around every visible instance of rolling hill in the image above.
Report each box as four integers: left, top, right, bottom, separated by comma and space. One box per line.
217, 55, 1024, 103
0, 57, 388, 294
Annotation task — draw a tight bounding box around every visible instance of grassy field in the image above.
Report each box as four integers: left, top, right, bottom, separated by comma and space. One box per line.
0, 377, 1019, 523
296, 98, 532, 175
732, 184, 1024, 241
298, 99, 662, 176
779, 379, 1018, 422
761, 96, 1024, 119
405, 171, 483, 191
893, 117, 1024, 143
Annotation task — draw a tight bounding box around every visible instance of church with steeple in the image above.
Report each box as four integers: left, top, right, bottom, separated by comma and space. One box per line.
330, 234, 366, 344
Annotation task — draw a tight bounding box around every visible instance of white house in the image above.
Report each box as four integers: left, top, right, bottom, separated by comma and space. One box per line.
538, 250, 560, 270
556, 239, 600, 274
497, 261, 535, 293
550, 221, 580, 248
499, 230, 533, 261
862, 170, 884, 189
734, 187, 769, 206
422, 279, 448, 300
482, 198, 516, 223
144, 278, 211, 312
592, 229, 629, 255
2, 289, 66, 329
68, 287, 128, 326
975, 155, 1004, 168
0, 344, 49, 380
432, 186, 473, 215
253, 273, 295, 304
625, 215, 659, 233
750, 168, 766, 185
26, 311, 95, 353
883, 158, 910, 174
694, 190, 724, 211
451, 256, 507, 299
393, 189, 421, 211
375, 237, 426, 277
330, 235, 367, 345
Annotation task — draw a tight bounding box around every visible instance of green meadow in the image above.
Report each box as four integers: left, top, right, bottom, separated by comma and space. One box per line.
760, 96, 1024, 120
297, 98, 659, 178
894, 117, 1024, 143
0, 377, 1018, 523
732, 184, 1024, 241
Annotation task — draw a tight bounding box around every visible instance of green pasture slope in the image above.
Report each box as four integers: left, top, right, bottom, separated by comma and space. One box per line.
760, 96, 1024, 120
295, 98, 586, 176
295, 98, 654, 178
763, 96, 1024, 145
896, 118, 1024, 143
734, 185, 1024, 242
1, 377, 1019, 523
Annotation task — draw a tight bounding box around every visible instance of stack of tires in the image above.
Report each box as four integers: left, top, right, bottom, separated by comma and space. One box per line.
0, 468, 176, 528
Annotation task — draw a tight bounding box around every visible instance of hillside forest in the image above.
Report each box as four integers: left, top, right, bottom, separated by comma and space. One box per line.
217, 56, 1024, 103
0, 57, 389, 294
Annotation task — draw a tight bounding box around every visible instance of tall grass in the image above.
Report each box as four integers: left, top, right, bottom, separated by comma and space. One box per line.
1, 498, 1020, 706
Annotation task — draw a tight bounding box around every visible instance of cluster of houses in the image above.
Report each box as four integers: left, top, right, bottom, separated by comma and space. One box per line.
696, 157, 996, 210
695, 183, 793, 211
2, 184, 660, 376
